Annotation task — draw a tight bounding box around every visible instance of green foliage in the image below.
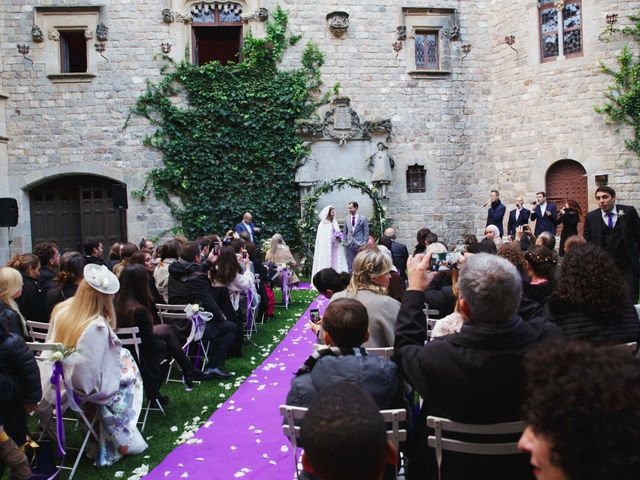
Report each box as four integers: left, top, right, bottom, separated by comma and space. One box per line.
597, 12, 640, 156
128, 6, 324, 243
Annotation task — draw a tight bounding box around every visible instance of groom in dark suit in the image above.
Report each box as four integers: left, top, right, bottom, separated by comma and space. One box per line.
530, 191, 557, 236
344, 201, 369, 272
584, 186, 640, 302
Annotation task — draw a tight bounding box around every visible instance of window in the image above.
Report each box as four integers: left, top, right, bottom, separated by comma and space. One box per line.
60, 31, 87, 73
415, 31, 439, 70
191, 2, 243, 66
406, 165, 426, 193
538, 0, 582, 62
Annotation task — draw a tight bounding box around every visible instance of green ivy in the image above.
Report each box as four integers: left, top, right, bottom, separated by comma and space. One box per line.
127, 6, 324, 244
596, 12, 640, 157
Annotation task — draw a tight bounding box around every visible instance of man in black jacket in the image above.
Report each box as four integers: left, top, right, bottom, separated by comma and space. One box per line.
384, 227, 409, 280
394, 253, 560, 480
168, 242, 236, 379
33, 242, 60, 294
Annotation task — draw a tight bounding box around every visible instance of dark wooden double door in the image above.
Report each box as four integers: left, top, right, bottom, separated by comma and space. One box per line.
30, 175, 126, 253
545, 159, 588, 237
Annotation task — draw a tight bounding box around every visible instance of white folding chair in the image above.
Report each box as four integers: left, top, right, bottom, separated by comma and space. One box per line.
280, 404, 407, 479
32, 343, 99, 480
26, 320, 50, 342
426, 416, 527, 480
366, 347, 394, 361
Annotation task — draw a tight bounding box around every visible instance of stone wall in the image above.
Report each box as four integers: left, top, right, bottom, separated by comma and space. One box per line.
0, 0, 637, 261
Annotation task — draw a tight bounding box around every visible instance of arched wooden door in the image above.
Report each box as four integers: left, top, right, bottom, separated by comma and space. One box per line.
545, 159, 588, 236
29, 175, 126, 254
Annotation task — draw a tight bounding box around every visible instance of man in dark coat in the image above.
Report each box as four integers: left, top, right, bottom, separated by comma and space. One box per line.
384, 227, 409, 280
486, 190, 506, 237
394, 252, 560, 480
168, 241, 236, 379
507, 197, 531, 239
583, 186, 640, 302
83, 237, 108, 268
33, 242, 59, 294
530, 191, 557, 236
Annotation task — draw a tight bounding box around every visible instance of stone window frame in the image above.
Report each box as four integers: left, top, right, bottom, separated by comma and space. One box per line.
406, 164, 426, 193
537, 0, 583, 63
189, 1, 244, 66
402, 8, 454, 78
34, 6, 104, 83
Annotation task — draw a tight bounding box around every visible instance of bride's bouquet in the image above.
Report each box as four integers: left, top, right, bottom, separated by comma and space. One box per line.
334, 230, 347, 247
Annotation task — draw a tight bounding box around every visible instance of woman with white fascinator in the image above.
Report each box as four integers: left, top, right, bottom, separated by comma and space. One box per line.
311, 205, 349, 279
41, 264, 147, 466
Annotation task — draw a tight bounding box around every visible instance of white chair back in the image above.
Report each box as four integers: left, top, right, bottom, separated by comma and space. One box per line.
115, 326, 142, 360
26, 320, 50, 342
366, 347, 394, 361
426, 416, 527, 480
27, 342, 63, 354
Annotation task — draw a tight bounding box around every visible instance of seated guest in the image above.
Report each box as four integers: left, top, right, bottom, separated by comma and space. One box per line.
107, 242, 122, 270
153, 240, 180, 303
430, 268, 463, 338
518, 246, 556, 321
139, 238, 154, 255
562, 234, 586, 255
479, 237, 498, 254
42, 265, 147, 466
484, 224, 503, 247
112, 242, 138, 277
83, 237, 107, 268
8, 254, 47, 323
543, 243, 640, 345
330, 247, 400, 348
300, 382, 397, 480
33, 242, 60, 294
0, 320, 41, 480
46, 252, 85, 318
497, 242, 527, 277
265, 234, 300, 286
463, 234, 478, 246
312, 268, 350, 299
519, 341, 640, 480
168, 241, 236, 379
536, 231, 556, 252
286, 298, 404, 410
0, 267, 26, 337
394, 253, 560, 480
130, 251, 164, 308
413, 228, 432, 255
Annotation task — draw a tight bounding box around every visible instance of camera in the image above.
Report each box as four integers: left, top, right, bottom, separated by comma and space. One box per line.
429, 252, 460, 272
310, 308, 320, 324
242, 252, 248, 259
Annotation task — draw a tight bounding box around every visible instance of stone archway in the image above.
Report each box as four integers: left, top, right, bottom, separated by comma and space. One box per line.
29, 174, 126, 253
545, 159, 588, 235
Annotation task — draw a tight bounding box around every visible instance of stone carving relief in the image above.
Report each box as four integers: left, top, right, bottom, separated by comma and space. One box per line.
241, 8, 269, 22
48, 29, 59, 41
326, 11, 349, 37
162, 8, 175, 23
84, 29, 93, 40
296, 97, 392, 146
31, 25, 44, 43
96, 24, 108, 41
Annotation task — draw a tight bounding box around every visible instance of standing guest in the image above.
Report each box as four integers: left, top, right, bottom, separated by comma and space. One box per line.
130, 251, 164, 308
343, 201, 369, 272
42, 265, 148, 466
519, 341, 640, 480
394, 253, 560, 480
486, 189, 506, 237
377, 236, 406, 302
265, 234, 300, 286
543, 243, 640, 345
33, 242, 60, 294
107, 242, 122, 270
83, 237, 107, 268
530, 192, 557, 236
507, 197, 530, 240
235, 212, 260, 244
0, 267, 26, 337
583, 186, 640, 302
299, 382, 397, 480
7, 254, 47, 323
414, 228, 431, 255
552, 199, 581, 256
330, 247, 400, 348
384, 227, 409, 280
139, 238, 155, 255
0, 320, 41, 480
153, 240, 180, 302
46, 252, 86, 318
112, 242, 138, 277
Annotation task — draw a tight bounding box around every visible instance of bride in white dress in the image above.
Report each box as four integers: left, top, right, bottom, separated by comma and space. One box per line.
311, 205, 349, 279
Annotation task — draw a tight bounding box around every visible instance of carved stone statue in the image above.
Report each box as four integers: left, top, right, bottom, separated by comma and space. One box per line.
367, 142, 394, 198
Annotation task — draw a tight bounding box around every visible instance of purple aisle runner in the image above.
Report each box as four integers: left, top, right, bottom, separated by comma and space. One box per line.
145, 291, 328, 480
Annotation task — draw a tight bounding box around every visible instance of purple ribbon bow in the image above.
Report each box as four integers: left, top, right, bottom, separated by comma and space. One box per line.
246, 289, 254, 330
50, 361, 66, 457
281, 268, 289, 307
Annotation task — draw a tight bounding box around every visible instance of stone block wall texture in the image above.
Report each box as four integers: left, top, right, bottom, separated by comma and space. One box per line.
0, 0, 637, 260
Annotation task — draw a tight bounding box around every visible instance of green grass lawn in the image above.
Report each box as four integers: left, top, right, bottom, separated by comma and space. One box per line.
7, 288, 316, 480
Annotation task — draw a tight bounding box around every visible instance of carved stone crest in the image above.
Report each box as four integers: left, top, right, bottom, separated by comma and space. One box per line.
296, 97, 392, 146
162, 8, 175, 23
326, 11, 349, 37
84, 29, 93, 40
241, 7, 269, 22
96, 24, 108, 42
48, 29, 59, 41
31, 25, 44, 43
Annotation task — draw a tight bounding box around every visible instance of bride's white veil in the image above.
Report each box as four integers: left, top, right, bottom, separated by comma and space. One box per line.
318, 205, 334, 222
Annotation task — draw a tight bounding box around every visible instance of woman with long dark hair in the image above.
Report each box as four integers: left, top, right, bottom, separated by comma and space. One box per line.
130, 250, 164, 308
46, 252, 86, 318
116, 264, 211, 393
553, 198, 582, 256
544, 243, 640, 345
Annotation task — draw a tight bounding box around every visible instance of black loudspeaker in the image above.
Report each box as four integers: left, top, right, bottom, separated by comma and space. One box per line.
112, 184, 128, 209
0, 198, 18, 227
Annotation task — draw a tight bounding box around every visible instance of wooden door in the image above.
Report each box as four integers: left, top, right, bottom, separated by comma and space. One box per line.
545, 159, 588, 236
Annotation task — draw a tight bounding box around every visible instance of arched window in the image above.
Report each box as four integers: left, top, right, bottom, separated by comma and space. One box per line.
406, 165, 426, 193
538, 0, 582, 62
191, 2, 243, 66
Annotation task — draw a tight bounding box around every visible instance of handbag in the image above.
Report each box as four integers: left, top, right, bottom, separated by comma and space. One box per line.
10, 437, 58, 480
